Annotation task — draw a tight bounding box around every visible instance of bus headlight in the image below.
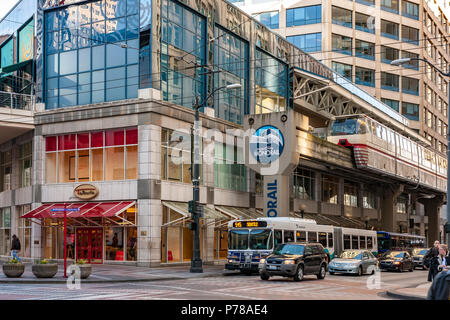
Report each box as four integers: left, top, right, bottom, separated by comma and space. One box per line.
283, 260, 295, 265
259, 259, 266, 264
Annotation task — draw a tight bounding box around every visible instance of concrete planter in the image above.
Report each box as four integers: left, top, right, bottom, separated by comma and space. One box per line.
32, 263, 58, 278
2, 263, 25, 278
72, 264, 92, 279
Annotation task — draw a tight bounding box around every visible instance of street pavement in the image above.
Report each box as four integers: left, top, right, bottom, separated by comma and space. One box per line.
0, 264, 432, 300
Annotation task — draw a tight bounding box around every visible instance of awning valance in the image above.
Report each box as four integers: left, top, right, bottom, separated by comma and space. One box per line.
162, 201, 228, 221
22, 201, 136, 219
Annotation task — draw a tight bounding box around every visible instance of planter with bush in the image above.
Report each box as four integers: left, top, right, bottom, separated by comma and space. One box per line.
31, 259, 58, 278
2, 258, 25, 278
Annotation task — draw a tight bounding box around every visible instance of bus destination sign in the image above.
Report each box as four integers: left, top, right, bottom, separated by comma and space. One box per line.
233, 221, 267, 228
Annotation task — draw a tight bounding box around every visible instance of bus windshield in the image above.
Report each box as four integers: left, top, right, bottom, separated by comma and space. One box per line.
249, 229, 273, 250
330, 118, 367, 136
229, 229, 249, 250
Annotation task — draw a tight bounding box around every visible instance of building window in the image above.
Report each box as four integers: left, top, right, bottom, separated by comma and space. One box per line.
355, 12, 375, 34
332, 34, 352, 55
322, 175, 339, 204
45, 0, 139, 109
356, 0, 375, 6
0, 207, 11, 256
0, 151, 12, 192
381, 98, 399, 112
402, 25, 419, 45
287, 33, 322, 53
344, 180, 358, 207
17, 204, 31, 258
402, 76, 419, 95
397, 197, 407, 214
19, 142, 32, 188
255, 48, 288, 114
381, 0, 399, 14
213, 25, 249, 124
45, 128, 138, 183
402, 102, 419, 121
355, 67, 375, 87
161, 128, 195, 184
401, 51, 419, 70
332, 61, 352, 81
381, 46, 399, 64
363, 190, 377, 209
381, 19, 399, 39
161, 0, 206, 109
286, 5, 322, 27
332, 6, 352, 28
402, 1, 419, 20
214, 140, 247, 192
255, 11, 279, 29
355, 39, 375, 60
293, 167, 315, 200
381, 72, 399, 92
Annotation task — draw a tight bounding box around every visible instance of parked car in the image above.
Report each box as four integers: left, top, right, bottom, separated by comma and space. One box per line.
258, 242, 328, 281
378, 251, 414, 272
412, 248, 430, 270
328, 250, 378, 276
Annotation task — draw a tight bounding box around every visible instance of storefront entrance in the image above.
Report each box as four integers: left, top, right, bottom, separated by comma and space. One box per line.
76, 228, 103, 264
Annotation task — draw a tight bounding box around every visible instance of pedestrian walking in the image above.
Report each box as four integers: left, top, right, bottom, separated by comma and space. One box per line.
11, 234, 21, 262
424, 240, 440, 282
437, 246, 448, 273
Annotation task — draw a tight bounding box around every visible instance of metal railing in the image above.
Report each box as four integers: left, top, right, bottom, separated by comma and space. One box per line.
0, 91, 34, 111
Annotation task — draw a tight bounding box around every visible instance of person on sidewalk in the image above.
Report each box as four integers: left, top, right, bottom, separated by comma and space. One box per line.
10, 234, 21, 262
437, 246, 448, 273
427, 268, 450, 300
425, 240, 440, 282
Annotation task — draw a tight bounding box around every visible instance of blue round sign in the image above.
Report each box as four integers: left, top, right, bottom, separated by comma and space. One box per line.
250, 125, 284, 164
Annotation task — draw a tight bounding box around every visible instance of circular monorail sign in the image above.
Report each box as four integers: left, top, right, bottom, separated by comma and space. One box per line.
250, 125, 284, 164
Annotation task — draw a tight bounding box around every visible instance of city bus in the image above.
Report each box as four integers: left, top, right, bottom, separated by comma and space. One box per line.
225, 217, 377, 273
377, 231, 426, 255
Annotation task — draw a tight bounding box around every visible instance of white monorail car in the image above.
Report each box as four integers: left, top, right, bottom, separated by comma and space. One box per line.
327, 115, 447, 191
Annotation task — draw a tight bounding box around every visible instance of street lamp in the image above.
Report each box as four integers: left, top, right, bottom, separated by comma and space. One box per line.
391, 57, 450, 245
299, 203, 306, 219
189, 82, 242, 273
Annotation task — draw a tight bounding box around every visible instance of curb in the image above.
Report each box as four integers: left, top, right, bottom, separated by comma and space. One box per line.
385, 289, 426, 300
0, 272, 226, 284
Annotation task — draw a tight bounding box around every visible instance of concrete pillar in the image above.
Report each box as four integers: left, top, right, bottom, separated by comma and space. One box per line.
204, 215, 215, 262
31, 203, 42, 260
381, 185, 403, 232
421, 196, 444, 247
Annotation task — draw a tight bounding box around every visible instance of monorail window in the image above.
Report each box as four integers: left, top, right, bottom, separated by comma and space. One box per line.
319, 232, 327, 247
352, 235, 359, 249
328, 233, 333, 247
284, 230, 294, 243
249, 229, 273, 250
296, 231, 306, 242
344, 234, 351, 249
367, 236, 373, 249
274, 230, 282, 246
359, 236, 366, 249
229, 229, 249, 250
308, 231, 318, 242
330, 118, 367, 136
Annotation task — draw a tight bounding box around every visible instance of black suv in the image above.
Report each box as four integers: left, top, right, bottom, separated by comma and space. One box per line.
259, 242, 328, 281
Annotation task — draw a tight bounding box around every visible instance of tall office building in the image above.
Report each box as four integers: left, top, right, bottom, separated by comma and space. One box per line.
236, 0, 450, 155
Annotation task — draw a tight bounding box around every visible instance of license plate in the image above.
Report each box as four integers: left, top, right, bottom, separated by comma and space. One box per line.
268, 265, 277, 270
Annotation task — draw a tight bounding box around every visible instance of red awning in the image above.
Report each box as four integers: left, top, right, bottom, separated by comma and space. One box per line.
21, 201, 135, 219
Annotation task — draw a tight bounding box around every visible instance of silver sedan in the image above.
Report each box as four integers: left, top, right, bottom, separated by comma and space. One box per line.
328, 250, 378, 276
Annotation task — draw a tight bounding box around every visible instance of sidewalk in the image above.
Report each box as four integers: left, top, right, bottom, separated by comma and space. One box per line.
0, 262, 230, 284
386, 282, 430, 300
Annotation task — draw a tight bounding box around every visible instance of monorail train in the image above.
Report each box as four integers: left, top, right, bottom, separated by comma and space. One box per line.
327, 115, 447, 191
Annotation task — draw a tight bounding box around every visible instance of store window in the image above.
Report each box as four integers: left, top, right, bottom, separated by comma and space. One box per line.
45, 127, 138, 183
0, 151, 12, 192
17, 204, 32, 258
254, 48, 288, 114
104, 205, 137, 261
19, 142, 32, 188
332, 61, 352, 81
322, 174, 339, 204
287, 33, 322, 53
286, 5, 322, 27
293, 167, 315, 200
0, 207, 11, 256
344, 180, 358, 207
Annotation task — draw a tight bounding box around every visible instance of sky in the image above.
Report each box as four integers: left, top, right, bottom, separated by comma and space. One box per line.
0, 0, 20, 21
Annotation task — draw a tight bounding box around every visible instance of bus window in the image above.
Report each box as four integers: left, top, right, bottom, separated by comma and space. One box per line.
308, 231, 318, 242
344, 235, 351, 250
296, 231, 306, 242
274, 230, 282, 246
249, 229, 273, 250
367, 236, 373, 249
351, 235, 359, 249
319, 232, 327, 247
359, 236, 366, 249
284, 230, 294, 243
328, 233, 333, 248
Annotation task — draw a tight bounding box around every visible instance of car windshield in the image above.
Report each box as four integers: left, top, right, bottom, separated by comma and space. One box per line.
273, 244, 305, 255
249, 229, 273, 250
412, 249, 428, 255
228, 229, 249, 250
339, 251, 363, 260
383, 251, 404, 259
